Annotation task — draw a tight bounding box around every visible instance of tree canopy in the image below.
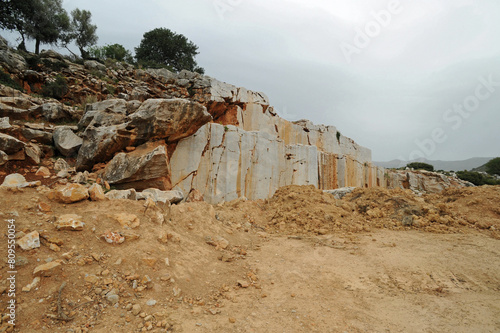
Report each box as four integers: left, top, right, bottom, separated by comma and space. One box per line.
406, 162, 434, 172
67, 8, 98, 58
0, 0, 71, 54
485, 157, 500, 176
89, 44, 133, 63
135, 28, 204, 74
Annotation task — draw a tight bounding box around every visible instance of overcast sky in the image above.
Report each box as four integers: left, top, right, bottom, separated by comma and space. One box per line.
3, 0, 500, 162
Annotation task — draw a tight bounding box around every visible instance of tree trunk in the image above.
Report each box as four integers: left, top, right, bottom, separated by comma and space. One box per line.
35, 39, 41, 54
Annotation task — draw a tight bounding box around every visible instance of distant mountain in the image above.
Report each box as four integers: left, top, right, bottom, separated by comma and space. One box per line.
374, 157, 495, 172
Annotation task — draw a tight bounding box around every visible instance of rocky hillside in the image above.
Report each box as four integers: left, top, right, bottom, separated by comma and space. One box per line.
0, 35, 472, 203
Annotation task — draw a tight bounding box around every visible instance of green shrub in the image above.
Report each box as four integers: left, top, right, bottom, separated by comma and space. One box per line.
456, 171, 500, 186
0, 71, 24, 92
41, 59, 68, 72
485, 157, 500, 176
336, 131, 341, 143
42, 75, 69, 99
26, 55, 42, 70
406, 162, 434, 172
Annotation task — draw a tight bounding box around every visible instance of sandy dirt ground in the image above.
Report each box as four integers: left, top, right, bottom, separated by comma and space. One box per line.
0, 184, 499, 333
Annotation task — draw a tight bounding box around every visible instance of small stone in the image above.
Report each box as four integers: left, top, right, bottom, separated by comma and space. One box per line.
126, 303, 133, 311
57, 170, 69, 178
89, 183, 106, 201
132, 304, 142, 316
237, 280, 250, 288
173, 287, 182, 297
113, 213, 140, 229
35, 166, 51, 177
55, 214, 85, 231
142, 258, 157, 268
229, 317, 236, 323
39, 232, 64, 246
84, 274, 100, 284
48, 243, 61, 252
106, 293, 120, 305
37, 201, 52, 212
102, 231, 125, 244
17, 231, 40, 250
54, 158, 70, 172
33, 260, 62, 277
22, 277, 41, 292
205, 236, 229, 249
146, 299, 157, 306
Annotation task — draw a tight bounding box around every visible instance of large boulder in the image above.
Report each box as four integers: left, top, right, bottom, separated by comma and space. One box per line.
0, 173, 39, 188
51, 184, 89, 203
53, 127, 83, 157
0, 133, 24, 154
128, 98, 212, 142
39, 102, 81, 122
0, 97, 40, 120
101, 142, 171, 190
76, 98, 212, 171
78, 99, 139, 130
76, 123, 134, 171
0, 38, 28, 73
20, 128, 53, 145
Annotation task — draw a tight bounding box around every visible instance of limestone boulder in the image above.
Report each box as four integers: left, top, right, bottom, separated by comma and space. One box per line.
20, 128, 53, 145
84, 60, 107, 72
324, 187, 356, 200
0, 97, 40, 120
105, 189, 137, 200
78, 99, 139, 130
0, 43, 28, 73
128, 98, 212, 142
101, 142, 170, 191
141, 188, 184, 204
53, 127, 83, 157
76, 123, 133, 171
0, 173, 39, 188
40, 102, 80, 122
0, 133, 24, 154
51, 184, 89, 203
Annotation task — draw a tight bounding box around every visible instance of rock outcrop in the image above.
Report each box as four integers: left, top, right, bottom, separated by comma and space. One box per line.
0, 38, 473, 203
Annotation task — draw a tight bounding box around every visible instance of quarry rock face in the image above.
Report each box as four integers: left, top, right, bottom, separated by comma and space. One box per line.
0, 38, 474, 202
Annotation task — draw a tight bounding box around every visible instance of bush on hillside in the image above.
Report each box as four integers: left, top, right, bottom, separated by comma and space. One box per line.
456, 171, 500, 186
406, 162, 434, 172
